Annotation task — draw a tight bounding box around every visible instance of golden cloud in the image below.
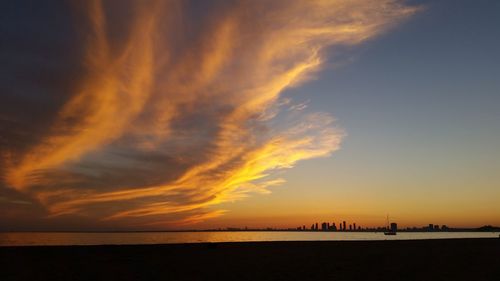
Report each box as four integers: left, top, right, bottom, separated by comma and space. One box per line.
3, 0, 417, 227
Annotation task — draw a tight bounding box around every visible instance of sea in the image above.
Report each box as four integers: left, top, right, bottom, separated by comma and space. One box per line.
1, 231, 498, 246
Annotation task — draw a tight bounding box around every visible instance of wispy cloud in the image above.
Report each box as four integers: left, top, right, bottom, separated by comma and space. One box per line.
1, 0, 417, 228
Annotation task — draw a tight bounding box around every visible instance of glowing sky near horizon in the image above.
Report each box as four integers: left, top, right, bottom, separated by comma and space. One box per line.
1, 0, 499, 230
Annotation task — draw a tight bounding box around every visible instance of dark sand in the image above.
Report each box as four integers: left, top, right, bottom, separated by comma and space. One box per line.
1, 238, 499, 281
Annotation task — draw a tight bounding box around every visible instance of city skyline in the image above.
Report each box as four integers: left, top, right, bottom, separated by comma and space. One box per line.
1, 0, 500, 231
187, 219, 499, 233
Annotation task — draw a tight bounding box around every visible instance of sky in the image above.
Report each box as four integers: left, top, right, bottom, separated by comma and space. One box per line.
0, 0, 499, 231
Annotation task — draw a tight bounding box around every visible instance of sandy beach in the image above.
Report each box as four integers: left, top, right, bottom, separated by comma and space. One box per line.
1, 238, 499, 281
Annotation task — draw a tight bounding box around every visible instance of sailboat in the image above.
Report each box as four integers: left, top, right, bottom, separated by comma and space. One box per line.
384, 215, 397, 235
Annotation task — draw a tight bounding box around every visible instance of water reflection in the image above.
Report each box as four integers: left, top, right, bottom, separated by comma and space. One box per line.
0, 231, 498, 246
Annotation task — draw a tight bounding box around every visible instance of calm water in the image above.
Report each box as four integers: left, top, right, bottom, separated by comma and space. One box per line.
0, 231, 498, 246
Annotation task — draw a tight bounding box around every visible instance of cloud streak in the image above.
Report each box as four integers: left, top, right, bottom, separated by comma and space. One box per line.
1, 0, 417, 228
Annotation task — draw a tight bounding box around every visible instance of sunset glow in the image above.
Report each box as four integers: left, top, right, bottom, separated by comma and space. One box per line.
1, 0, 499, 231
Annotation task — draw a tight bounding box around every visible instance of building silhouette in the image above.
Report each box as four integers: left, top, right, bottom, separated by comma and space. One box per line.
390, 222, 397, 232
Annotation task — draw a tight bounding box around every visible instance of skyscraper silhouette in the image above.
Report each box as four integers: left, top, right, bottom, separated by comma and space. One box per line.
390, 222, 397, 232
321, 222, 327, 231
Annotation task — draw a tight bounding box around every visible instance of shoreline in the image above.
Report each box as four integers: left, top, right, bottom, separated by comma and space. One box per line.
1, 228, 499, 233
1, 238, 499, 281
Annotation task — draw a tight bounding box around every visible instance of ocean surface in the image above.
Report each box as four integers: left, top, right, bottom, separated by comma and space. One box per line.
1, 231, 499, 246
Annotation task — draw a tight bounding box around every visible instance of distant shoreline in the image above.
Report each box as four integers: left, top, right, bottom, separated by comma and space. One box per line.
1, 227, 499, 233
